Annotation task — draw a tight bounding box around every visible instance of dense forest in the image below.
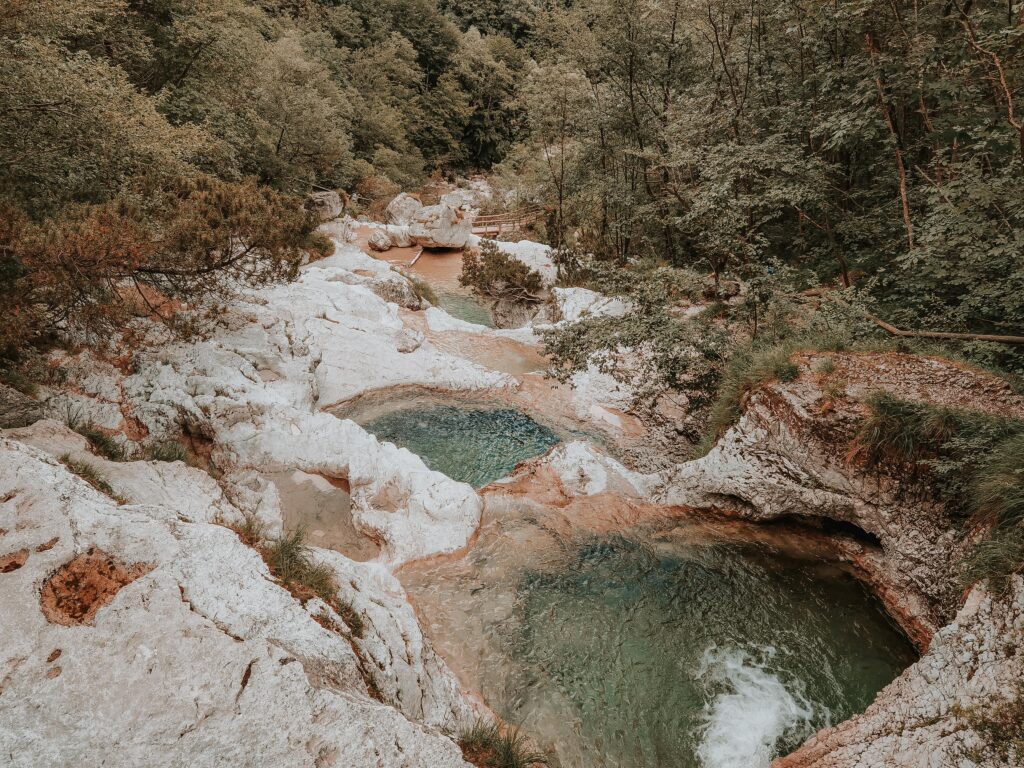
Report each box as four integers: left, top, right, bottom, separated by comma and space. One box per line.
2, 0, 1021, 364
2, 2, 1023, 584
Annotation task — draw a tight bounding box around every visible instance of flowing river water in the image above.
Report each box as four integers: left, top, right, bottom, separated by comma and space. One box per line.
336, 241, 919, 768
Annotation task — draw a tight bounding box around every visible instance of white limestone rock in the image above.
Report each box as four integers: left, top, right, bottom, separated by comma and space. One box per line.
386, 193, 424, 227
546, 441, 657, 498
37, 244, 512, 564
0, 439, 473, 768
367, 229, 394, 252
385, 224, 414, 247
550, 287, 631, 323
306, 191, 344, 222
409, 204, 473, 249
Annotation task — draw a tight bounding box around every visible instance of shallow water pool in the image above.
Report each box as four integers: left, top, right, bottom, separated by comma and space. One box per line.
401, 519, 916, 768
360, 405, 560, 488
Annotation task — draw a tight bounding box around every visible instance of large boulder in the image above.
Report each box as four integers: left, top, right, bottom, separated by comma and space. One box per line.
409, 204, 473, 250
0, 384, 43, 428
385, 225, 414, 248
367, 229, 394, 252
440, 190, 476, 211
385, 193, 423, 227
306, 191, 344, 222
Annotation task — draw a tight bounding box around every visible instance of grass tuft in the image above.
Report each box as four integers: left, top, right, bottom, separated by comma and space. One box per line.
76, 423, 126, 461
699, 343, 802, 452
814, 356, 836, 377
236, 525, 365, 638
62, 404, 126, 461
225, 514, 268, 548
146, 441, 187, 463
458, 719, 548, 768
59, 454, 124, 502
851, 394, 1024, 588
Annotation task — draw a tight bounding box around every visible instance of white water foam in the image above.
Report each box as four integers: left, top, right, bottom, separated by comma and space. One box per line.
695, 646, 819, 768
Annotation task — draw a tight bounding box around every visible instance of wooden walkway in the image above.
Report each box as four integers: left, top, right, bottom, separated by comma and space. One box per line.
471, 205, 544, 237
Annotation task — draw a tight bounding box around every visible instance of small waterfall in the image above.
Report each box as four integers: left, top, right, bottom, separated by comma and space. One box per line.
695, 646, 820, 768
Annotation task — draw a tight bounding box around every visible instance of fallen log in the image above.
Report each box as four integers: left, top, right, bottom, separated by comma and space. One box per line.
814, 291, 1024, 345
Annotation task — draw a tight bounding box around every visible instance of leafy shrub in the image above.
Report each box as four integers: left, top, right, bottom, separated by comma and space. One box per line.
460, 242, 545, 303
303, 231, 335, 260
458, 719, 547, 768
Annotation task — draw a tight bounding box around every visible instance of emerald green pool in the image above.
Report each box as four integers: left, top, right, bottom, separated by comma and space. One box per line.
499, 534, 915, 767
360, 405, 560, 488
436, 291, 495, 327
402, 519, 916, 768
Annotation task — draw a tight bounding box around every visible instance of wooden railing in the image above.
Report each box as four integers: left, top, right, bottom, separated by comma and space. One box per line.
471, 205, 544, 237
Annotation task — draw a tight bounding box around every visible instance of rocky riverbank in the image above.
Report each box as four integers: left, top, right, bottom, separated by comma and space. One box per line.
1, 222, 1020, 767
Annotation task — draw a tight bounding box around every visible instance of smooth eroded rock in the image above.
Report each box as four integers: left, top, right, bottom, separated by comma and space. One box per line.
409, 204, 473, 249
367, 229, 394, 252
386, 193, 423, 226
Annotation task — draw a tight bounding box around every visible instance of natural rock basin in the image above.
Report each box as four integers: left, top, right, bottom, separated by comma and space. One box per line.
359, 404, 561, 489
401, 508, 917, 768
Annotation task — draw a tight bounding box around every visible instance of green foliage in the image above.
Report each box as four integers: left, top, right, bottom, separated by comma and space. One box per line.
2, 176, 315, 348
457, 719, 548, 768
699, 343, 802, 452
460, 241, 545, 303
853, 394, 1024, 587
508, 0, 1024, 373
